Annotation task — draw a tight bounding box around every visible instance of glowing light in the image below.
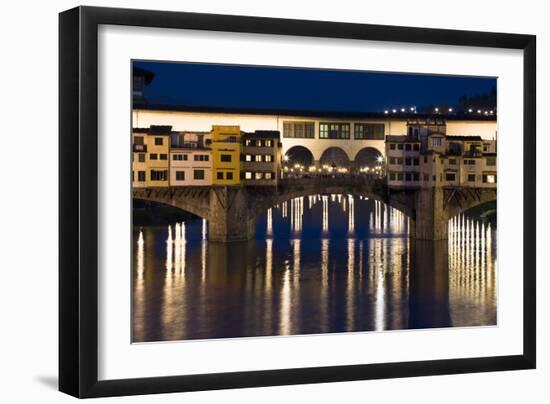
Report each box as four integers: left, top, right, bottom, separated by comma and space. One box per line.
435, 107, 439, 112
384, 110, 389, 114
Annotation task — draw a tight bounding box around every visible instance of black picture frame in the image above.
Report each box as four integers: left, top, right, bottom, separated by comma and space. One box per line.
59, 6, 536, 398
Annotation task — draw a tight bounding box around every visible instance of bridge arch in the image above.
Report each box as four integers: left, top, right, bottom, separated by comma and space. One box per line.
284, 146, 314, 168
443, 188, 497, 221
353, 147, 384, 168
132, 187, 211, 220
319, 147, 351, 168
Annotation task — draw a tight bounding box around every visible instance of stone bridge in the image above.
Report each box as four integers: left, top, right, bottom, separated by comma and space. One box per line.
132, 177, 496, 242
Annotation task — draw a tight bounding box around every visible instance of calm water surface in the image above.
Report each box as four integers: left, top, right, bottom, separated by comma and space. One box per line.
132, 195, 496, 342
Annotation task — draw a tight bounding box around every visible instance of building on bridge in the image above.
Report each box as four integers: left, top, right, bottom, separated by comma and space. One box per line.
132, 105, 497, 171
211, 126, 242, 185
386, 120, 497, 189
169, 132, 212, 186
132, 125, 170, 188
241, 130, 282, 186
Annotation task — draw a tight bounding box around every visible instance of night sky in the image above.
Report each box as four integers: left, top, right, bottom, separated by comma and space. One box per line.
134, 61, 496, 113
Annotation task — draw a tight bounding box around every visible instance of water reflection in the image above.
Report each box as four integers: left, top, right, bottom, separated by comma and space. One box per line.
132, 196, 496, 342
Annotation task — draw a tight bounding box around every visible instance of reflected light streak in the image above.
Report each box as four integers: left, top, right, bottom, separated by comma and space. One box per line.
279, 265, 291, 335
322, 195, 329, 233
267, 208, 273, 236
448, 214, 496, 326
374, 239, 386, 331
348, 195, 355, 234
320, 238, 329, 332
346, 239, 355, 330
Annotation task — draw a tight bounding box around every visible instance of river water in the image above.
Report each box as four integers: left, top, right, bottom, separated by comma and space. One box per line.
132, 195, 496, 343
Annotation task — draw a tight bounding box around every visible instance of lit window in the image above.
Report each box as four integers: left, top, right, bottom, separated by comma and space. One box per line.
265, 172, 273, 180
255, 172, 263, 180
245, 172, 252, 180
264, 155, 273, 162
245, 154, 252, 162
432, 137, 442, 147
265, 140, 272, 147
483, 174, 496, 184
255, 155, 262, 162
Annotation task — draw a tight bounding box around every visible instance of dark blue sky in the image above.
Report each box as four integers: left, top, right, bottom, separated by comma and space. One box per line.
134, 61, 496, 113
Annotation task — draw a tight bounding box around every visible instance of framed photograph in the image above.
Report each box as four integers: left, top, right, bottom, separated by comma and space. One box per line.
59, 6, 536, 398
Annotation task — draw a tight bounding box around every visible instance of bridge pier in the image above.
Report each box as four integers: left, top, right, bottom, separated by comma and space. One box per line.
208, 187, 256, 242
412, 187, 448, 240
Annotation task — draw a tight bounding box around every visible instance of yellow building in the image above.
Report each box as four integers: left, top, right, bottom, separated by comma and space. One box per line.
211, 125, 241, 185
132, 125, 171, 188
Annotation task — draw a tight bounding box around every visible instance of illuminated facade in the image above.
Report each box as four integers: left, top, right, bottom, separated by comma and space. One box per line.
132, 125, 170, 188
386, 120, 497, 188
211, 125, 242, 185
132, 107, 497, 167
241, 131, 282, 186
169, 131, 212, 186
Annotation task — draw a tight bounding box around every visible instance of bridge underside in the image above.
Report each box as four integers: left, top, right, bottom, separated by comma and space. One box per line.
133, 181, 495, 242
